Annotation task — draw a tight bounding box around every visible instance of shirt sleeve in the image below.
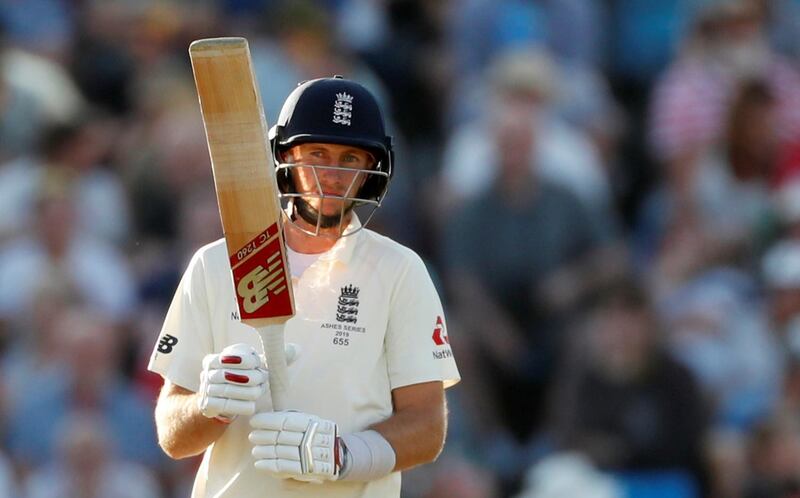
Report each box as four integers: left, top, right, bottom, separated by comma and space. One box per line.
148, 250, 215, 392
385, 252, 460, 390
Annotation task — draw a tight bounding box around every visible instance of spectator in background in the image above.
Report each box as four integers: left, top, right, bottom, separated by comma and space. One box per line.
22, 412, 160, 498
649, 0, 800, 176
441, 46, 613, 214
0, 176, 135, 322
0, 276, 80, 412
5, 307, 160, 472
442, 78, 622, 480
0, 116, 131, 245
703, 80, 777, 248
548, 277, 707, 492
661, 269, 782, 431
637, 79, 781, 289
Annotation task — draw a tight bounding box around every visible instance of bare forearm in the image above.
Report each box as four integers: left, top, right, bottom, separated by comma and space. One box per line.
370, 384, 447, 471
155, 382, 227, 459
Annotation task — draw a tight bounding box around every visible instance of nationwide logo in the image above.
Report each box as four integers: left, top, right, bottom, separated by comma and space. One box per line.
336, 284, 360, 323
158, 334, 178, 354
432, 316, 449, 345
332, 92, 353, 126
432, 349, 453, 360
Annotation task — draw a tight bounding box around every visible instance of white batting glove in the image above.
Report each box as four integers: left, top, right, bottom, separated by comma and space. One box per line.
198, 343, 267, 422
250, 411, 343, 483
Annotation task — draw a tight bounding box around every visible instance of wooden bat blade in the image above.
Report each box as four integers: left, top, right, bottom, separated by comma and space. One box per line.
189, 37, 294, 329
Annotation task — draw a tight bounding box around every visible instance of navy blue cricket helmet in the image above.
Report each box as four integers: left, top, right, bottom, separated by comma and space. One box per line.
269, 76, 394, 204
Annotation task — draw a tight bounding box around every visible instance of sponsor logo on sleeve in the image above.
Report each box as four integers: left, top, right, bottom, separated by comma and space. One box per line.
432, 316, 453, 360
157, 334, 178, 354
432, 316, 449, 345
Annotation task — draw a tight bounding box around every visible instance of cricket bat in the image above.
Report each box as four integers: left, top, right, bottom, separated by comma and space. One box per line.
189, 37, 294, 411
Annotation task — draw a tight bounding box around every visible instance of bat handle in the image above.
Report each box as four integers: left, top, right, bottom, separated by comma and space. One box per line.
257, 326, 288, 411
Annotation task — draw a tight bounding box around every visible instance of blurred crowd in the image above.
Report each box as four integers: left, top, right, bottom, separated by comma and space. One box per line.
0, 0, 799, 497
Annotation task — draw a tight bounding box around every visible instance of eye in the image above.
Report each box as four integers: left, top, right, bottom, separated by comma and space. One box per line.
309, 150, 325, 158
342, 154, 359, 163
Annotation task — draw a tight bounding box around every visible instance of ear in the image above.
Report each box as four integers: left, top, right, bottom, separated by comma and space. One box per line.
366, 151, 378, 170
279, 146, 299, 163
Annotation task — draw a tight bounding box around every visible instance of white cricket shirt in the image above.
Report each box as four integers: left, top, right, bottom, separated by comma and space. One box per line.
149, 216, 460, 498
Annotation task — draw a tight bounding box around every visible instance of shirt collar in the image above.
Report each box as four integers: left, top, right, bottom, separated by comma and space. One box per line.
317, 213, 362, 266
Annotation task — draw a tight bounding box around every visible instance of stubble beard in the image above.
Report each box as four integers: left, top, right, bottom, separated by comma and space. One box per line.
293, 197, 356, 230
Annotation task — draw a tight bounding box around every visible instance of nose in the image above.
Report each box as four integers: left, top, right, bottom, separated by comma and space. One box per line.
321, 165, 361, 185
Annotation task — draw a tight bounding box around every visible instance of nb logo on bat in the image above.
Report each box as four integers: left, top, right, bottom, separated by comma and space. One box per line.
237, 249, 288, 313
230, 223, 293, 319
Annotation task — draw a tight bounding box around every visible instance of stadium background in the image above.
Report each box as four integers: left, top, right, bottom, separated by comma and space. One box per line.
1, 0, 800, 497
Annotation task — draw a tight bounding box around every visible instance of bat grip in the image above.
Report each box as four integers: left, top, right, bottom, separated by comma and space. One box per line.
257, 326, 288, 411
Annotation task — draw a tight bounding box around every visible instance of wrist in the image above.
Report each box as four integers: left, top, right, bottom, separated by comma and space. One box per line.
338, 430, 396, 482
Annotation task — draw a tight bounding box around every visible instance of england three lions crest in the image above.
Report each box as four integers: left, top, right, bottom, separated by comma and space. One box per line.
332, 92, 353, 126
336, 284, 359, 323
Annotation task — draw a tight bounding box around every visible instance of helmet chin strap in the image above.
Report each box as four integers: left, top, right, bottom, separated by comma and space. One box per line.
293, 197, 353, 231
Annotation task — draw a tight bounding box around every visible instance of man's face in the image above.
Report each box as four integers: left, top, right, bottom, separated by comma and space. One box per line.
587, 305, 653, 382
285, 142, 374, 227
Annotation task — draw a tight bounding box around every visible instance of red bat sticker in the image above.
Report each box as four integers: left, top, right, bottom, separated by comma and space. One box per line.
230, 223, 293, 319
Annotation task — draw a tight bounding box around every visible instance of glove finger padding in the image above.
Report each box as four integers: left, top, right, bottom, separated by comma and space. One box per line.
249, 429, 305, 446
207, 383, 264, 401
205, 343, 264, 370
250, 410, 340, 482
251, 412, 335, 433
206, 368, 267, 387
254, 459, 303, 475
252, 444, 301, 461
200, 396, 258, 417
199, 343, 267, 420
